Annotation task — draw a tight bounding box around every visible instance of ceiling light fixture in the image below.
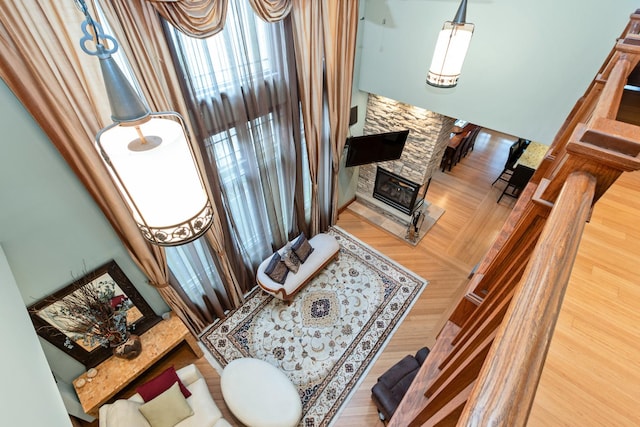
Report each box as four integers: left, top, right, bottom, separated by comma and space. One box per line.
426, 0, 475, 88
75, 0, 212, 246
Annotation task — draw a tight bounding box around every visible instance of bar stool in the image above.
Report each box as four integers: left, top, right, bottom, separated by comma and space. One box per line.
492, 139, 523, 185
497, 165, 535, 202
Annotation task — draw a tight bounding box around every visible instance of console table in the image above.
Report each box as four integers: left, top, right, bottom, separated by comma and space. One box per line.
72, 314, 203, 417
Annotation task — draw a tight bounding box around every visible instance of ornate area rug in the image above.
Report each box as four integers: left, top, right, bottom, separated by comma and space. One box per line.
201, 226, 427, 426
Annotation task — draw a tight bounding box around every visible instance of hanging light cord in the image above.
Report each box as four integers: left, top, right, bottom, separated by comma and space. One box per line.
73, 0, 118, 58
72, 0, 151, 125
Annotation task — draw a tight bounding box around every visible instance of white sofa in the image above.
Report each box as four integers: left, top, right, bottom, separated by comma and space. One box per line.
257, 233, 339, 302
98, 364, 231, 427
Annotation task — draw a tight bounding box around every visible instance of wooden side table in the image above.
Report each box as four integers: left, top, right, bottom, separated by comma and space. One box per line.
72, 314, 203, 417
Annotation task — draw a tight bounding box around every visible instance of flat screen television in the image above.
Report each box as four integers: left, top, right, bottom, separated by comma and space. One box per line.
344, 130, 409, 167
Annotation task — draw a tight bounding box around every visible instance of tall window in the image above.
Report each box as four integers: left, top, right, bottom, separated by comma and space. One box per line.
166, 238, 229, 321
171, 2, 274, 100
165, 0, 309, 295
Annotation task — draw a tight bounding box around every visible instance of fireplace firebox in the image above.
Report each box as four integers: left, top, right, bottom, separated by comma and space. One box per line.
373, 167, 422, 215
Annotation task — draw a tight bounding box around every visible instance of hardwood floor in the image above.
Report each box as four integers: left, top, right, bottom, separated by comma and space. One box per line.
333, 129, 517, 426
77, 128, 640, 426
528, 168, 640, 426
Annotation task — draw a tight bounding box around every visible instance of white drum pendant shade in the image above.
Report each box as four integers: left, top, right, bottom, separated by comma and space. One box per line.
427, 21, 474, 88
97, 113, 213, 246
75, 0, 213, 246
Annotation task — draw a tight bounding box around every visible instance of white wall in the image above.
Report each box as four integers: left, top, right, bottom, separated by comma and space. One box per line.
358, 0, 637, 143
0, 246, 71, 427
0, 79, 168, 383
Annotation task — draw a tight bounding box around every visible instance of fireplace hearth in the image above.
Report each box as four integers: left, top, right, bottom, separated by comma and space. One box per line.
373, 167, 422, 215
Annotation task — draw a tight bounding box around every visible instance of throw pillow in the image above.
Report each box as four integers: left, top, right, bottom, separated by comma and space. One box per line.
103, 400, 149, 426
136, 366, 192, 402
291, 232, 314, 263
264, 252, 289, 284
282, 245, 301, 273
180, 378, 224, 425
138, 382, 194, 427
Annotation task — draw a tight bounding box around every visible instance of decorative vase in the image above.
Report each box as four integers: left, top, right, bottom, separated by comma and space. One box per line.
112, 333, 142, 359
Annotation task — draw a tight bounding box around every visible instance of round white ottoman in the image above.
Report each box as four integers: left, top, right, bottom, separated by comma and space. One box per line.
221, 358, 302, 427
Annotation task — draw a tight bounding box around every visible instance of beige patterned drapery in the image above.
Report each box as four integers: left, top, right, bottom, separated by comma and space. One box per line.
0, 2, 169, 288
0, 0, 358, 333
0, 0, 243, 335
248, 0, 292, 22
322, 1, 358, 225
146, 0, 228, 38
146, 0, 292, 36
290, 0, 358, 232
290, 0, 325, 234
103, 0, 246, 316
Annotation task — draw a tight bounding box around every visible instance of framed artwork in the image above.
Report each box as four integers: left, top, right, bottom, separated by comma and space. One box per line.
28, 260, 160, 368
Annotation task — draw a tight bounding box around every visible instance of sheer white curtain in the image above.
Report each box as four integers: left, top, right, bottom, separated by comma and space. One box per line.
167, 0, 310, 267
163, 0, 309, 322
165, 239, 230, 323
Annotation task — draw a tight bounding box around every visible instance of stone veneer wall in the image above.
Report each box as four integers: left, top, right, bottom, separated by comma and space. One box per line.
356, 94, 455, 204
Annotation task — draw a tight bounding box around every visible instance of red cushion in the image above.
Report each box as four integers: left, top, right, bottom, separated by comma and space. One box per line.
136, 366, 192, 402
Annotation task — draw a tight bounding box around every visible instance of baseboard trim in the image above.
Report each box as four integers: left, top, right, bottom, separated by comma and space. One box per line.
337, 197, 356, 216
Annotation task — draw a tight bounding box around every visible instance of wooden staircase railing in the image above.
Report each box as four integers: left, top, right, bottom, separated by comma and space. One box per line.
388, 9, 640, 427
458, 171, 595, 426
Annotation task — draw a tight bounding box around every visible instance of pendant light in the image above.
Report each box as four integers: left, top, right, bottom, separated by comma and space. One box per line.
427, 0, 475, 88
75, 0, 213, 246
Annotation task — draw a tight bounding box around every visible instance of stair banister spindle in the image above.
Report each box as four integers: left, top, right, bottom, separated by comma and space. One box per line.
458, 171, 596, 426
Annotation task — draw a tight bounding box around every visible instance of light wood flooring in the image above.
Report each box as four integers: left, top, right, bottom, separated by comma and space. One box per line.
76, 129, 640, 426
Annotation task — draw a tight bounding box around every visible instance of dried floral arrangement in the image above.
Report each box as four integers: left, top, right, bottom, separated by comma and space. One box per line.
45, 279, 133, 350
28, 260, 160, 367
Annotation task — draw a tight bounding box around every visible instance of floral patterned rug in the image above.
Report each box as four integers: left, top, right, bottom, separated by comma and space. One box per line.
201, 226, 427, 426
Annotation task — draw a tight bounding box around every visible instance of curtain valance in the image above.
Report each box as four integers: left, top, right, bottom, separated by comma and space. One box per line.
146, 0, 292, 38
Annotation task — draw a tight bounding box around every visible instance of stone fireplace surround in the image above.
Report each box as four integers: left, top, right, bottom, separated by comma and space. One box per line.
355, 94, 455, 225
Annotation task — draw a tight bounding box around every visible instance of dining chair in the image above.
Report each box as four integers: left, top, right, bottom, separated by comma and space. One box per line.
460, 133, 474, 159
453, 130, 472, 165
440, 146, 456, 172
464, 127, 482, 155
497, 165, 535, 203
